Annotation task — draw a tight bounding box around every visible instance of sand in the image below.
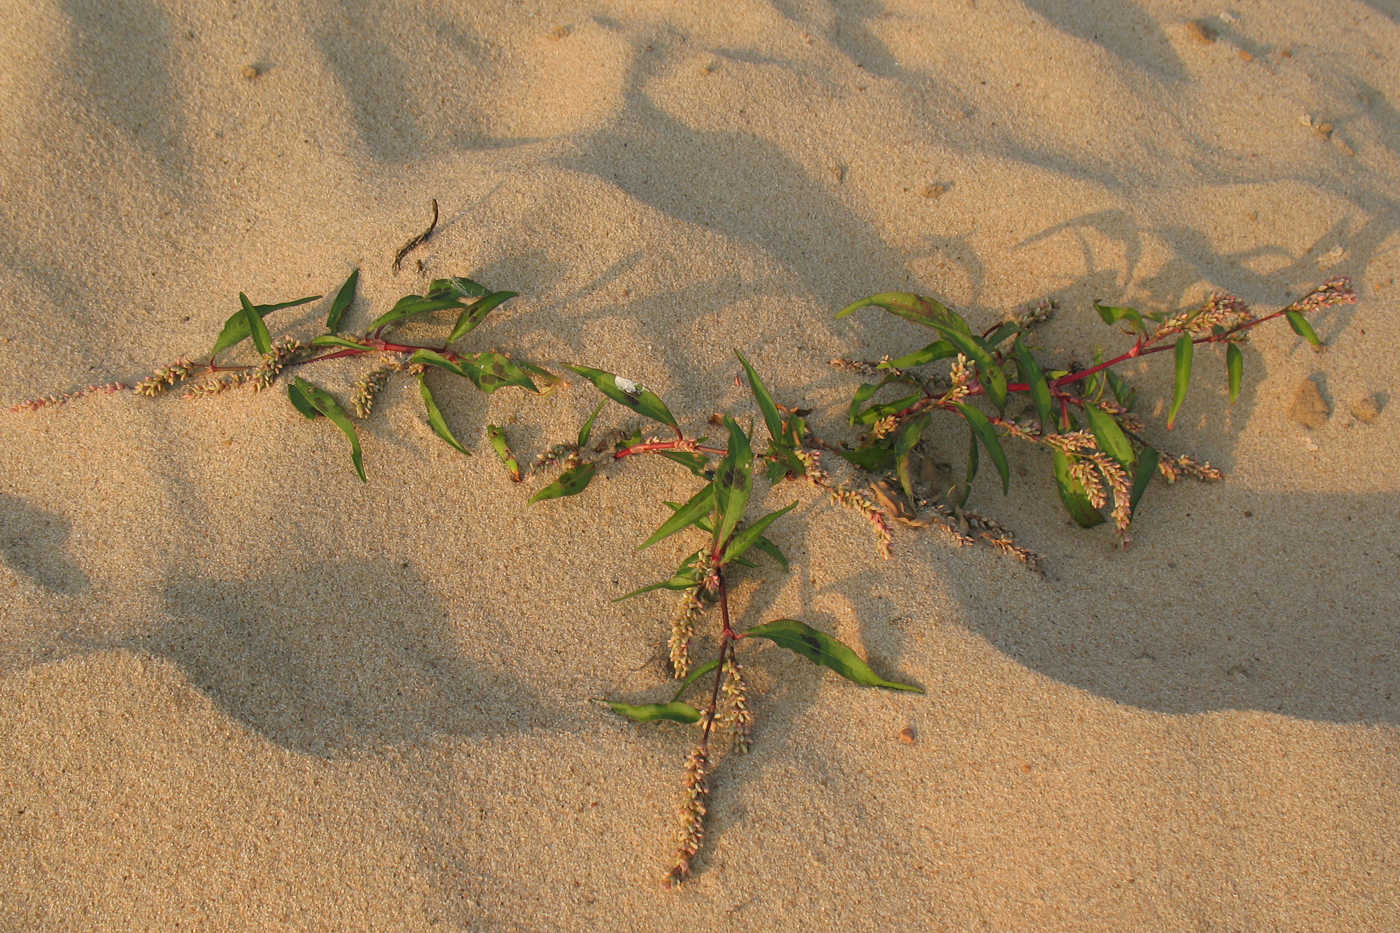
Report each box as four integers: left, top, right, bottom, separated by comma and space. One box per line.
2, 1, 1398, 929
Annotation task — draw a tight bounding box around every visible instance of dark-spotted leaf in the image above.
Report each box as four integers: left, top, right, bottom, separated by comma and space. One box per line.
836, 292, 969, 334
1167, 335, 1193, 429
459, 351, 538, 394
1053, 450, 1104, 527
721, 501, 796, 566
211, 294, 320, 357
240, 293, 272, 356
744, 619, 922, 692
1129, 445, 1159, 515
953, 402, 1009, 494
735, 350, 783, 443
566, 365, 679, 434
894, 412, 930, 503
578, 400, 606, 447
487, 425, 521, 480
367, 294, 467, 332
290, 377, 365, 482
601, 700, 701, 724
1226, 343, 1244, 404
326, 268, 358, 330
529, 462, 597, 503
1083, 402, 1135, 469
448, 290, 517, 343
1013, 337, 1054, 430
640, 483, 714, 550
417, 373, 469, 456
310, 334, 372, 350
1285, 310, 1322, 348
713, 416, 753, 548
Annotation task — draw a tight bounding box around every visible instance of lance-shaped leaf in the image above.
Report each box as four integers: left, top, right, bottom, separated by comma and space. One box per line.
487, 425, 521, 480
410, 348, 468, 377
578, 400, 606, 448
1167, 335, 1193, 429
310, 334, 372, 350
1013, 338, 1055, 430
836, 292, 970, 334
853, 393, 924, 427
1083, 402, 1135, 469
744, 619, 922, 692
1129, 445, 1159, 515
949, 423, 979, 508
614, 553, 703, 601
953, 402, 1009, 494
289, 377, 365, 482
1053, 450, 1104, 527
448, 290, 517, 343
367, 294, 468, 332
566, 365, 679, 434
600, 700, 701, 724
894, 412, 930, 503
1226, 343, 1244, 404
658, 450, 712, 477
713, 417, 753, 548
240, 293, 272, 355
1107, 369, 1136, 411
934, 327, 1008, 410
671, 659, 720, 700
982, 321, 1021, 347
212, 294, 320, 357
529, 462, 597, 503
417, 373, 469, 456
1093, 301, 1147, 335
326, 268, 358, 330
287, 380, 321, 420
721, 501, 796, 565
735, 350, 783, 443
888, 339, 957, 369
838, 441, 896, 472
459, 352, 539, 394
848, 378, 893, 424
1285, 310, 1322, 348
640, 483, 715, 550
427, 277, 489, 300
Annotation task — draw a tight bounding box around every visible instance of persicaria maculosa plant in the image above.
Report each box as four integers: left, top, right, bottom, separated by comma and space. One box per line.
13, 256, 1356, 886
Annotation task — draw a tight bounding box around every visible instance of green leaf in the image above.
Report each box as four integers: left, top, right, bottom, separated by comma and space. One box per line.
1093, 301, 1147, 335
848, 378, 892, 425
240, 293, 272, 356
721, 501, 796, 565
614, 554, 702, 601
853, 393, 924, 427
601, 700, 701, 724
1013, 338, 1054, 430
289, 377, 365, 482
309, 334, 372, 350
566, 365, 679, 433
1285, 310, 1322, 348
1053, 450, 1104, 527
1167, 335, 1193, 429
735, 350, 783, 443
1106, 369, 1136, 411
983, 321, 1021, 347
887, 340, 957, 369
953, 402, 1009, 494
326, 268, 358, 330
744, 619, 922, 692
530, 462, 597, 503
427, 277, 489, 300
671, 659, 720, 700
1083, 402, 1135, 469
287, 380, 320, 420
459, 351, 539, 394
640, 483, 715, 550
578, 400, 606, 448
949, 423, 978, 508
408, 348, 467, 377
837, 441, 896, 472
658, 450, 712, 476
487, 425, 521, 480
417, 373, 469, 456
750, 535, 789, 572
368, 294, 468, 332
213, 294, 321, 357
1129, 446, 1159, 515
713, 417, 754, 548
836, 292, 970, 334
1226, 343, 1243, 404
448, 291, 517, 343
894, 412, 930, 503
932, 326, 1008, 411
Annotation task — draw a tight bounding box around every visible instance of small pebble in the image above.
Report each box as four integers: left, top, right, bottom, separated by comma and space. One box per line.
1289, 377, 1329, 429
241, 64, 259, 80
898, 725, 916, 745
1186, 20, 1216, 43
1350, 395, 1382, 424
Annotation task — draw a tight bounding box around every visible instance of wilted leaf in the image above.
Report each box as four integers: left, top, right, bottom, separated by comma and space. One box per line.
487, 425, 522, 480
744, 618, 922, 692
529, 462, 597, 503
